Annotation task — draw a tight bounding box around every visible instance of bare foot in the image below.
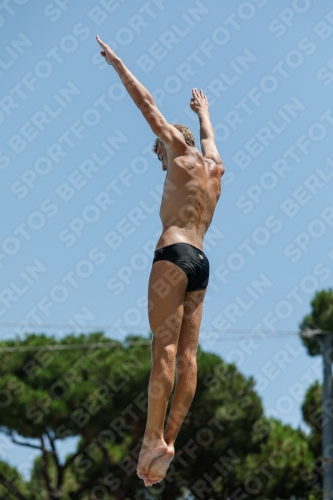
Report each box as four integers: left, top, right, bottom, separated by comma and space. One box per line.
137, 439, 168, 480
144, 444, 175, 487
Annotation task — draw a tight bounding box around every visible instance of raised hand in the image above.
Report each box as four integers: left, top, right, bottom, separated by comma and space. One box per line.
96, 35, 118, 66
190, 88, 209, 115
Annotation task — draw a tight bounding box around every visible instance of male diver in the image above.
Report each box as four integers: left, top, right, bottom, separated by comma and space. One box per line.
97, 35, 224, 487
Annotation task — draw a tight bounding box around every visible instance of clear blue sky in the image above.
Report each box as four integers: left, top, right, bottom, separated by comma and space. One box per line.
1, 0, 333, 476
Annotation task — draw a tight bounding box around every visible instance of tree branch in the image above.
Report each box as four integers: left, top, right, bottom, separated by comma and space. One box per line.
40, 435, 53, 500
45, 429, 56, 454
10, 437, 43, 451
45, 429, 64, 494
63, 439, 91, 469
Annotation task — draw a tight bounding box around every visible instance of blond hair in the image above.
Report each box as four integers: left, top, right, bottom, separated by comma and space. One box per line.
152, 124, 195, 154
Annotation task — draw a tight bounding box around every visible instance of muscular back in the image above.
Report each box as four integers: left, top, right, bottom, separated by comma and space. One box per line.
156, 148, 223, 251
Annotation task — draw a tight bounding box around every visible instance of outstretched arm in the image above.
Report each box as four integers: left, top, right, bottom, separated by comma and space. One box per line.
190, 88, 223, 168
96, 36, 186, 152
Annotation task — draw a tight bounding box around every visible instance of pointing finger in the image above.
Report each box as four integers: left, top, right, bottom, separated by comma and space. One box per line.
96, 35, 106, 48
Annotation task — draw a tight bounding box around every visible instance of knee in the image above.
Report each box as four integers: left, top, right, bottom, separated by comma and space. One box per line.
152, 340, 177, 366
176, 353, 197, 375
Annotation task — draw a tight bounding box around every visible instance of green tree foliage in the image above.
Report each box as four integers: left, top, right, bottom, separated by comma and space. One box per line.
236, 418, 316, 499
0, 332, 151, 499
0, 459, 29, 499
300, 288, 333, 356
301, 381, 327, 498
302, 382, 322, 458
0, 333, 319, 499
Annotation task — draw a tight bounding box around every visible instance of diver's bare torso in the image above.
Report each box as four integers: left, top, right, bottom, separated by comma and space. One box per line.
156, 147, 222, 251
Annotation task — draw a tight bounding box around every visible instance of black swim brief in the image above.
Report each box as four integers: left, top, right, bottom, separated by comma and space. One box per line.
153, 242, 209, 291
